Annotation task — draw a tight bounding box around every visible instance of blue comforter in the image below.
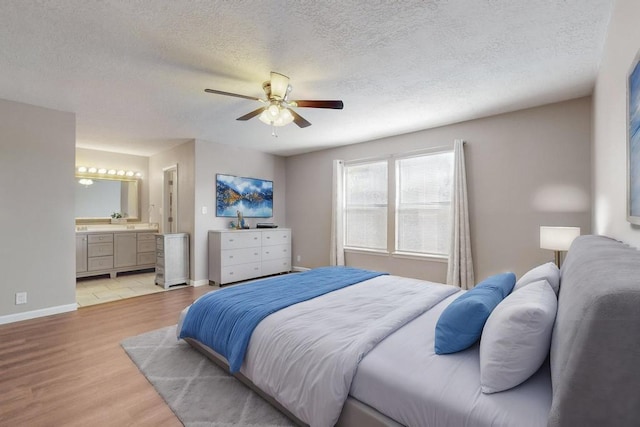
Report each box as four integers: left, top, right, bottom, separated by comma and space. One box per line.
179, 266, 387, 372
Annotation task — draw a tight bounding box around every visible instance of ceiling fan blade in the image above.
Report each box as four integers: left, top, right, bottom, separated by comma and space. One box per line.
289, 109, 312, 128
236, 107, 266, 121
291, 100, 344, 109
205, 88, 261, 102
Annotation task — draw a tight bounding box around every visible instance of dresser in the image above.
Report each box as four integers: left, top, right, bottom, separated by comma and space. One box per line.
76, 230, 156, 279
155, 233, 189, 288
208, 228, 291, 285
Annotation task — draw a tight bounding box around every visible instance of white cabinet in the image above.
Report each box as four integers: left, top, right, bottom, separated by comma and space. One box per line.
208, 228, 291, 285
155, 233, 189, 288
76, 230, 157, 279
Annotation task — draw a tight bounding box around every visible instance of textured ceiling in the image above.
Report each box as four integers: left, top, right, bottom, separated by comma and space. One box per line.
0, 1, 613, 157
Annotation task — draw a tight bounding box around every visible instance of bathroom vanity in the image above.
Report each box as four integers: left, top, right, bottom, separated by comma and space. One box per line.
76, 224, 158, 279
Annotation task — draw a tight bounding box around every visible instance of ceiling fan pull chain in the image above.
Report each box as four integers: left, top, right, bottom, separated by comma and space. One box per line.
271, 123, 278, 138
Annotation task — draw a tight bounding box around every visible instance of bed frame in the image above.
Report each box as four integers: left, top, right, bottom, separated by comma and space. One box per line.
186, 235, 640, 427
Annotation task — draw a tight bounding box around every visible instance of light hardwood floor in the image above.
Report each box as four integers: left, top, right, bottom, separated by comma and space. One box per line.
0, 285, 212, 426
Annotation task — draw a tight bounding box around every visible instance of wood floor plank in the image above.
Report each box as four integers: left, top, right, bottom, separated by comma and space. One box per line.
0, 285, 212, 426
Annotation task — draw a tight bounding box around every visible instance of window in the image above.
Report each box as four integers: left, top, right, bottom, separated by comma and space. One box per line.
344, 161, 388, 250
342, 149, 454, 257
396, 151, 454, 256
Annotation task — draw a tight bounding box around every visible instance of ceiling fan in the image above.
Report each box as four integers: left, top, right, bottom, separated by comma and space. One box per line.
204, 72, 343, 132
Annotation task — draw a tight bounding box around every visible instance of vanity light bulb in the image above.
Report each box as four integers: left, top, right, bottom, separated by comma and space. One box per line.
78, 166, 88, 173
98, 168, 107, 174
107, 169, 116, 175
125, 171, 134, 177
135, 172, 142, 177
88, 167, 97, 173
117, 170, 125, 176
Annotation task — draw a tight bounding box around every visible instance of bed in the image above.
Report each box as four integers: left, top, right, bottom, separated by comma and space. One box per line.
177, 235, 640, 427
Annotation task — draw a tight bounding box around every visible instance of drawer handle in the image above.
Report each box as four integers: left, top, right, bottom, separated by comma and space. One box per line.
229, 239, 234, 242
265, 251, 270, 254
229, 272, 234, 275
254, 252, 259, 256
254, 267, 259, 270
229, 255, 234, 259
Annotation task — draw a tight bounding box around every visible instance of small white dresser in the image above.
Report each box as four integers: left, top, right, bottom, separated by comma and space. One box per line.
208, 228, 291, 285
155, 233, 189, 288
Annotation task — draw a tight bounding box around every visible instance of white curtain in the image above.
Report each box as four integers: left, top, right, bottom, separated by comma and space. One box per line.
447, 140, 475, 289
330, 159, 345, 266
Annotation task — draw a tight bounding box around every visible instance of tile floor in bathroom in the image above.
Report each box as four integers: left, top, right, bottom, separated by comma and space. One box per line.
76, 270, 188, 307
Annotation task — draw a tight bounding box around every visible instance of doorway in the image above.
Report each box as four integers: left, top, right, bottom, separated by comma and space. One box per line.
163, 165, 178, 233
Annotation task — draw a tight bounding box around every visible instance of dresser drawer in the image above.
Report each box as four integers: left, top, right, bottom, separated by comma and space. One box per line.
261, 258, 291, 276
261, 244, 290, 261
220, 232, 262, 250
221, 262, 261, 284
88, 242, 113, 257
88, 256, 113, 271
261, 230, 291, 246
137, 240, 156, 253
137, 252, 155, 265
88, 234, 113, 244
221, 247, 261, 267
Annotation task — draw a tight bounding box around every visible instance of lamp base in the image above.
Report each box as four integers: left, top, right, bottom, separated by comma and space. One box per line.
554, 250, 562, 268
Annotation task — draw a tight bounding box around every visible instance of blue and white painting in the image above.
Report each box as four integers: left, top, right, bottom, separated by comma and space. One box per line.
630, 55, 640, 221
216, 174, 273, 218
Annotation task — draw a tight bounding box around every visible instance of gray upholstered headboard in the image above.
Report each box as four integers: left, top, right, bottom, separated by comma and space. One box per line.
548, 235, 640, 427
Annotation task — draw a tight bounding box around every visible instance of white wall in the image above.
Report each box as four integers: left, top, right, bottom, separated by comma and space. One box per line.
148, 138, 285, 285
0, 98, 76, 322
75, 148, 150, 222
593, 0, 640, 247
286, 97, 592, 282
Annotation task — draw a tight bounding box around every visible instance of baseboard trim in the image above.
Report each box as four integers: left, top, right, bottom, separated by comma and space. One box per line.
190, 279, 209, 287
0, 303, 78, 325
292, 266, 311, 272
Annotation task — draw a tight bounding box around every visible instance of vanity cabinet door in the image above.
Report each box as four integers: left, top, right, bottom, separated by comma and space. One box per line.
76, 235, 87, 273
114, 233, 137, 268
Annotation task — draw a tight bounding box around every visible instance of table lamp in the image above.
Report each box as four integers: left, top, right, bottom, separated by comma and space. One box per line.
540, 226, 581, 267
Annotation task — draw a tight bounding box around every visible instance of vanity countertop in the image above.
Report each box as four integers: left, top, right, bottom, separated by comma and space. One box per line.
76, 223, 159, 233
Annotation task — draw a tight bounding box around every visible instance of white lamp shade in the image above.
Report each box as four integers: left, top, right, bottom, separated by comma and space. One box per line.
269, 72, 290, 99
540, 226, 581, 251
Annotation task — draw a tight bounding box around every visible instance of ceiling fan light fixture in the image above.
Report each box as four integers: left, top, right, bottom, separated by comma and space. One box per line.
270, 72, 290, 99
258, 105, 294, 127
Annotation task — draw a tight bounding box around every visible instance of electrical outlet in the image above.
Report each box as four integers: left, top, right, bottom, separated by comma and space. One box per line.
201, 206, 208, 215
296, 255, 301, 262
15, 292, 27, 305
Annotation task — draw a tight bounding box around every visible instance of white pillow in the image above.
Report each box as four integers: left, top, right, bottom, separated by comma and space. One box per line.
513, 262, 560, 295
479, 279, 557, 394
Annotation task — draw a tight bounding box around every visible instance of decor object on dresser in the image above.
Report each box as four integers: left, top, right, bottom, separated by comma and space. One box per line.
539, 226, 580, 267
76, 230, 156, 279
627, 48, 640, 224
216, 174, 273, 218
155, 233, 189, 288
208, 229, 291, 286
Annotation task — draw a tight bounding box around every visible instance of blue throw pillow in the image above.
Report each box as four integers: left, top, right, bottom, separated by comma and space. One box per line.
434, 272, 516, 354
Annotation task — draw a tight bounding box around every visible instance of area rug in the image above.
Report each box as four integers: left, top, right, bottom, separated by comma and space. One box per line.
121, 325, 295, 427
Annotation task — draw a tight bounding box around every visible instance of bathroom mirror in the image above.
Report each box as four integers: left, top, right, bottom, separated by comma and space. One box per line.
75, 176, 140, 222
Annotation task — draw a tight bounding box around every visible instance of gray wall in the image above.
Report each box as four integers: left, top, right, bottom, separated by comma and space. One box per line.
593, 0, 640, 248
0, 98, 76, 320
149, 140, 196, 278
148, 139, 285, 285
76, 147, 150, 222
193, 139, 286, 284
285, 97, 592, 282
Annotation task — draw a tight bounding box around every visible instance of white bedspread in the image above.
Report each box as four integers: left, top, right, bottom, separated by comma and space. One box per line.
241, 275, 459, 427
